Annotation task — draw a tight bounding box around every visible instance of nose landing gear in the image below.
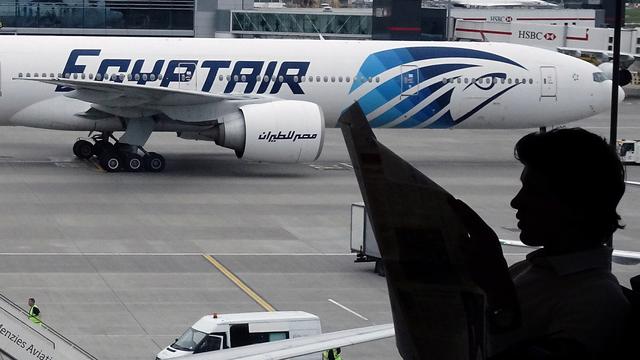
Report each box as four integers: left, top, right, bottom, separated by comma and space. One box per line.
72, 133, 166, 173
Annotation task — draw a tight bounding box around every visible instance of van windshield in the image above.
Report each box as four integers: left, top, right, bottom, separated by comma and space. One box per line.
172, 328, 207, 351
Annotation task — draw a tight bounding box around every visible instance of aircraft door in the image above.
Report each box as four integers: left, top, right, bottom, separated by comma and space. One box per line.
400, 65, 419, 97
177, 62, 197, 91
540, 66, 557, 98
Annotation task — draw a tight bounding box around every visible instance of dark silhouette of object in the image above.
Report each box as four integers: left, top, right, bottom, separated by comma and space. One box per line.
487, 128, 631, 359
339, 103, 520, 360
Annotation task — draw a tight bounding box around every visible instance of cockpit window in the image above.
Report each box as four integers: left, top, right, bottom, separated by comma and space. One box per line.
593, 72, 607, 82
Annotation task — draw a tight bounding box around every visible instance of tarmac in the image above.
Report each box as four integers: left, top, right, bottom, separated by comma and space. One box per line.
1, 98, 640, 360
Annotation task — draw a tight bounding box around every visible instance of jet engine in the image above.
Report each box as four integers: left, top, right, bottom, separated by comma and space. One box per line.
598, 62, 632, 86
209, 101, 325, 163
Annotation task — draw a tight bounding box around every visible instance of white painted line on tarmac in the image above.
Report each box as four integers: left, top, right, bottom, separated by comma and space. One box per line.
626, 181, 640, 186
0, 252, 355, 256
328, 299, 369, 321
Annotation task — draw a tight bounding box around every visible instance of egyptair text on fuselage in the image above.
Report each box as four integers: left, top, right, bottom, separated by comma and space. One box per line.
59, 49, 310, 94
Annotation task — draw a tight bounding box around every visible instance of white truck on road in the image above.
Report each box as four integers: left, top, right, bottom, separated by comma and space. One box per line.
156, 311, 322, 360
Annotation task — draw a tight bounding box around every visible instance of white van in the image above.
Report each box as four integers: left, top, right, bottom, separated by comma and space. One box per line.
156, 311, 322, 360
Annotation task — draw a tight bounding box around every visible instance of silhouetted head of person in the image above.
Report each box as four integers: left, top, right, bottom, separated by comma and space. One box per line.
511, 128, 625, 254
28, 298, 35, 307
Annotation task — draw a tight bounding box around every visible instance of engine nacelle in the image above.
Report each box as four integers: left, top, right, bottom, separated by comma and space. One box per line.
598, 62, 632, 86
215, 100, 325, 163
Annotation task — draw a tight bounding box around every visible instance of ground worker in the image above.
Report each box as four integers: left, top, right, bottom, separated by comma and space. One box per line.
28, 298, 41, 325
322, 347, 342, 360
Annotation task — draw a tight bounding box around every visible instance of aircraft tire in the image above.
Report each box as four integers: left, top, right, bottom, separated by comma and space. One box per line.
73, 140, 93, 159
99, 151, 123, 172
92, 141, 114, 158
123, 152, 144, 172
143, 152, 165, 172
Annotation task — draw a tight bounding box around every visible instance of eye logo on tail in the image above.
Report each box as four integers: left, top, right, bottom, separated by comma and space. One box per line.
349, 47, 526, 129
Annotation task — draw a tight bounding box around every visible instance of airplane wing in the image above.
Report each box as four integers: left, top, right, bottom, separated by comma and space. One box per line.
179, 324, 395, 360
500, 239, 640, 264
13, 77, 274, 122
557, 47, 637, 68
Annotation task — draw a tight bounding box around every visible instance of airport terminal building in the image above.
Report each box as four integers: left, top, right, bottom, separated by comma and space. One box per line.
0, 0, 607, 40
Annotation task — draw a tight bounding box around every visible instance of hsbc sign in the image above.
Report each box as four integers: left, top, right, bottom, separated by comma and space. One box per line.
518, 30, 557, 41
489, 15, 513, 22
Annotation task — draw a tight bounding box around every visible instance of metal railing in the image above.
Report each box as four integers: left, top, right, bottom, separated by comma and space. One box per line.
0, 292, 98, 360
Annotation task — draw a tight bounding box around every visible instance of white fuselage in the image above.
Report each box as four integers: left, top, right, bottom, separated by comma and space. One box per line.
0, 36, 618, 131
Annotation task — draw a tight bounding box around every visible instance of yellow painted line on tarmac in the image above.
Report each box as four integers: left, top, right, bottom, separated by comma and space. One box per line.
202, 254, 276, 312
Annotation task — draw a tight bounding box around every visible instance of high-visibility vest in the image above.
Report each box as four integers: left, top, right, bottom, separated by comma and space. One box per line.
28, 305, 41, 324
322, 349, 342, 360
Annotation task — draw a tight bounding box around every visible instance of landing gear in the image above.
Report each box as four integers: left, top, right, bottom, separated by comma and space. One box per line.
143, 152, 165, 172
72, 132, 166, 173
72, 140, 93, 159
99, 151, 122, 172
124, 152, 144, 172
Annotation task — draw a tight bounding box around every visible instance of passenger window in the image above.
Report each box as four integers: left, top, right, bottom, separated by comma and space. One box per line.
88, 73, 94, 80
18, 73, 23, 78
529, 78, 533, 84
457, 78, 461, 84
34, 73, 39, 78
127, 74, 132, 81
218, 75, 224, 81
323, 76, 328, 82
96, 74, 102, 81
331, 76, 335, 82
150, 74, 156, 81
501, 78, 505, 84
368, 77, 372, 83
346, 76, 350, 83
241, 75, 246, 82
293, 75, 299, 83
309, 76, 314, 82
464, 78, 469, 84
375, 76, 380, 83
338, 76, 343, 82
228, 324, 289, 348
135, 74, 141, 81
278, 76, 284, 83
226, 75, 231, 81
508, 78, 512, 84
316, 76, 321, 82
233, 75, 239, 82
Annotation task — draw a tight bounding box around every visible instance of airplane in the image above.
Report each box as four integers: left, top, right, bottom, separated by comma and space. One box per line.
0, 36, 622, 172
